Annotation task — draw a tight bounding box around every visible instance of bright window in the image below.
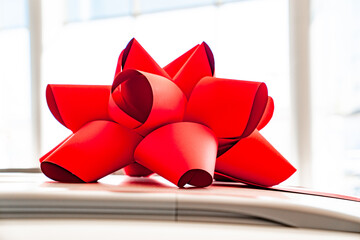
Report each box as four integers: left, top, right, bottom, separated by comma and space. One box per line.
0, 0, 32, 168
311, 0, 360, 196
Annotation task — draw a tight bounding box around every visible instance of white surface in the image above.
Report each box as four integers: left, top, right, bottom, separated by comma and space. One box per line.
0, 173, 359, 237
1, 219, 359, 240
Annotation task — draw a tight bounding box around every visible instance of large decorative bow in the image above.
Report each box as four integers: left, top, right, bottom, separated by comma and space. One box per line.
40, 38, 296, 188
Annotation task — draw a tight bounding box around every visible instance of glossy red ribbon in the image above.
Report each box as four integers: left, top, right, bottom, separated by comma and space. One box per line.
40, 38, 296, 188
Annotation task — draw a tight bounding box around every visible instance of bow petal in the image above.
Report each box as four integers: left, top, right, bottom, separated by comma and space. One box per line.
109, 69, 187, 136
215, 130, 296, 187
41, 120, 143, 182
257, 96, 274, 131
163, 44, 200, 78
39, 134, 72, 163
123, 162, 153, 177
116, 38, 170, 79
134, 122, 217, 187
185, 76, 268, 139
46, 84, 112, 132
172, 42, 215, 98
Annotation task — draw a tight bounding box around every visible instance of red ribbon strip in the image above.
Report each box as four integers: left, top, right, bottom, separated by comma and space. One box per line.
40, 38, 296, 188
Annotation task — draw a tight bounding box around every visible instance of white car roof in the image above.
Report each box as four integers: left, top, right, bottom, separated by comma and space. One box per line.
0, 173, 359, 234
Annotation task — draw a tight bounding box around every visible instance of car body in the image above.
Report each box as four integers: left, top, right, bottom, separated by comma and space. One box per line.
0, 173, 359, 239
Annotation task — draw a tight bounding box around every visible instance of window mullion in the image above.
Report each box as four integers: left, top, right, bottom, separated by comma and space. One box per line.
28, 0, 42, 166
289, 0, 312, 187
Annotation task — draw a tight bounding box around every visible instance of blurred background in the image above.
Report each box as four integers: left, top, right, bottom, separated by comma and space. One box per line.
0, 0, 359, 196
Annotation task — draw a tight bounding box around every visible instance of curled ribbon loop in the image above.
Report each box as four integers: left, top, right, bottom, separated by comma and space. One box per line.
40, 38, 296, 188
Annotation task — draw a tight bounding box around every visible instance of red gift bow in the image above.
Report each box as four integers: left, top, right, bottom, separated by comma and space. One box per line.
40, 38, 296, 188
